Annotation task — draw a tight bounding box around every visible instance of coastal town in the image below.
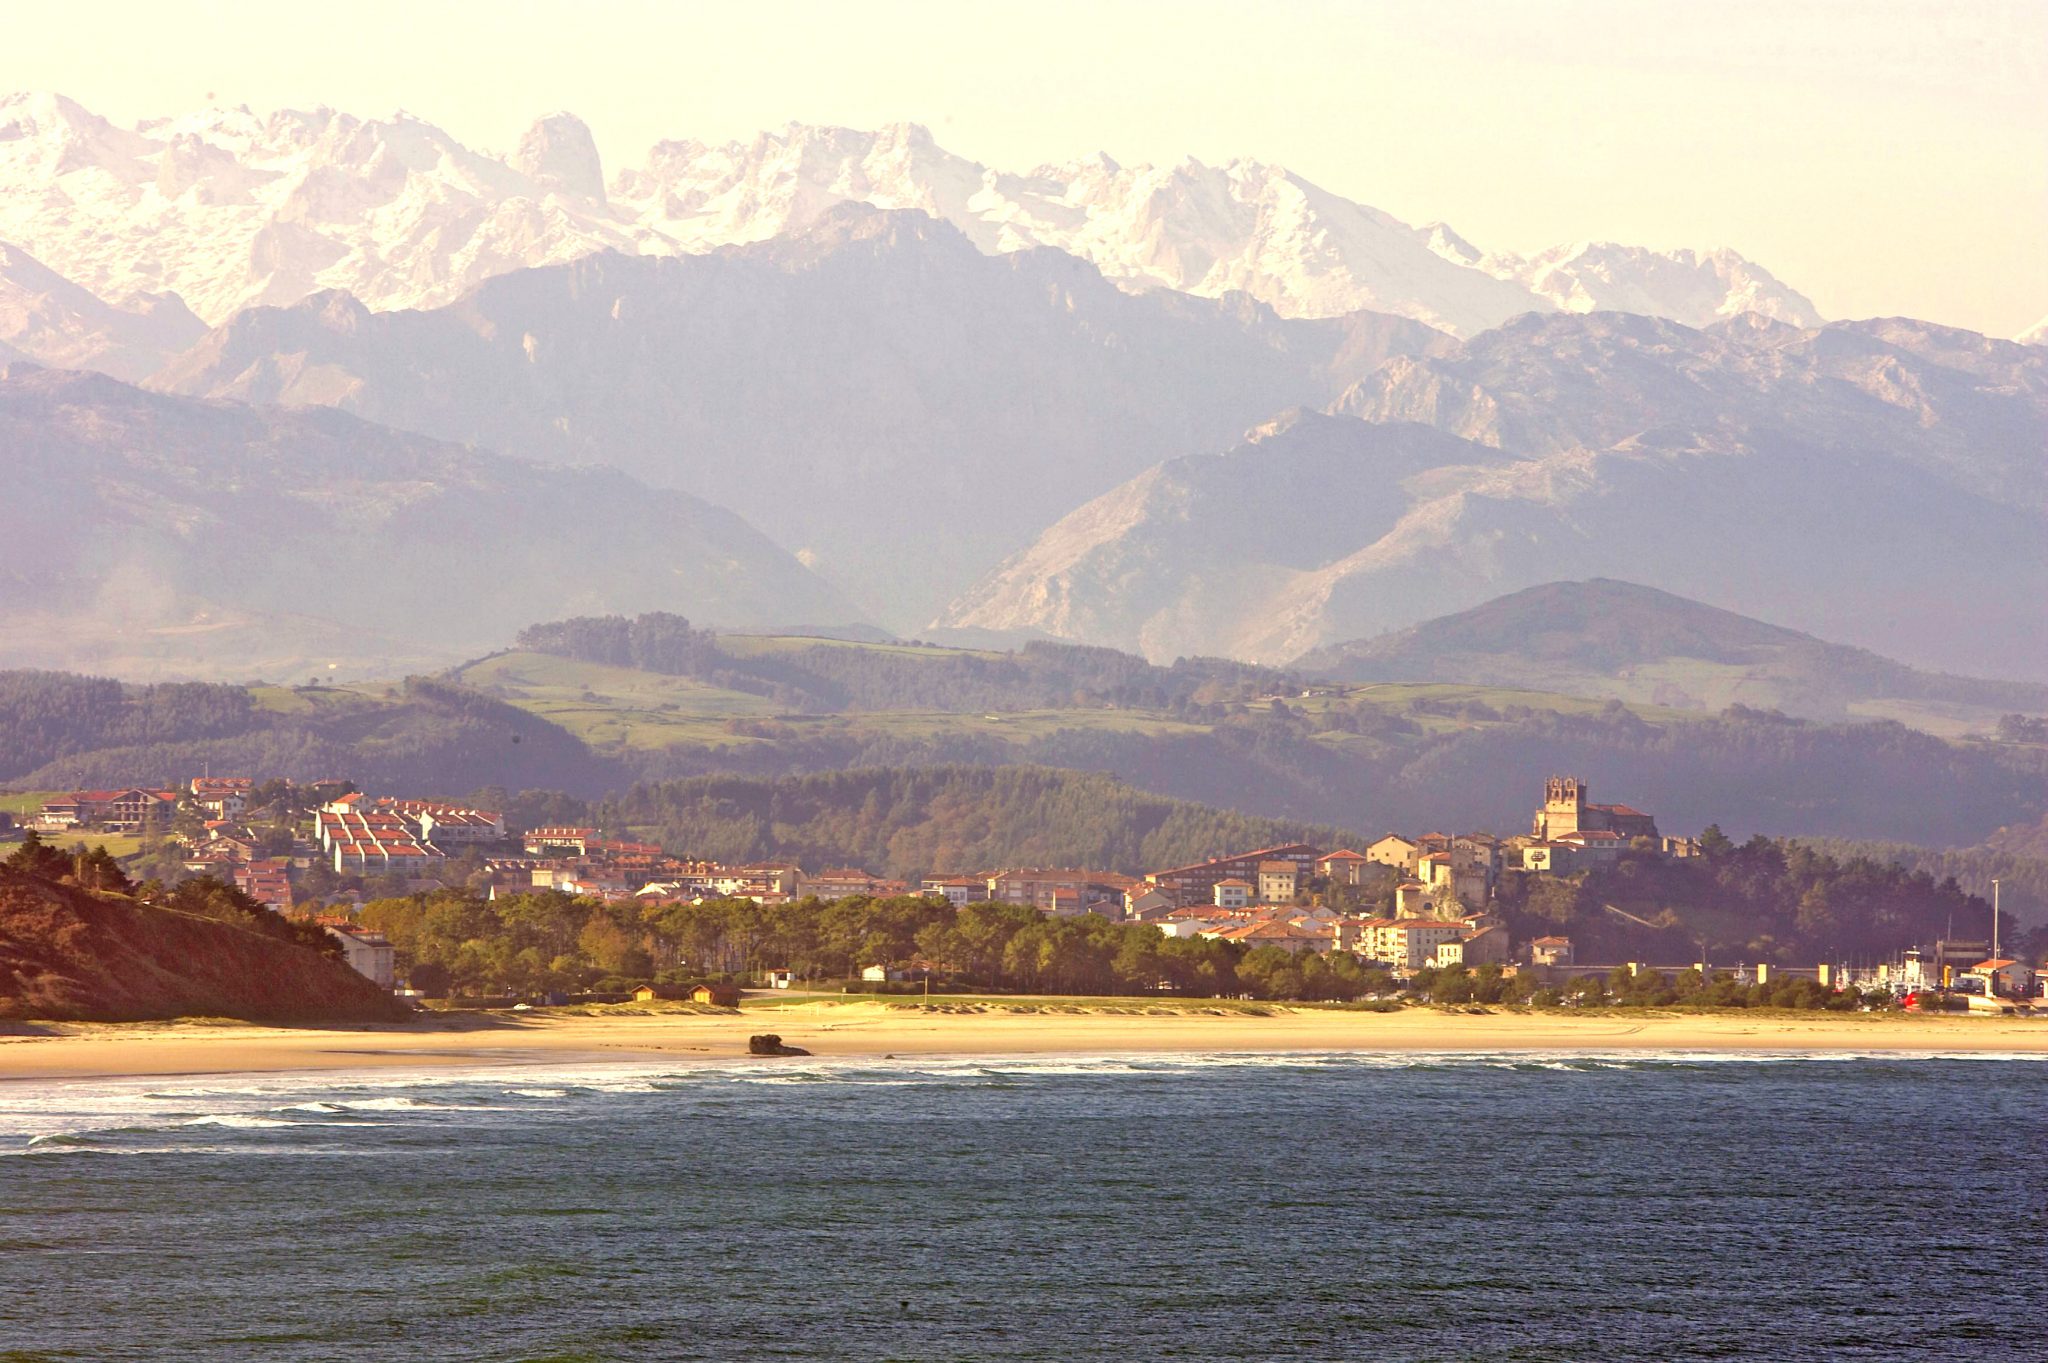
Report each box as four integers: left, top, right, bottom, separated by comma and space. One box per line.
3, 774, 2035, 1011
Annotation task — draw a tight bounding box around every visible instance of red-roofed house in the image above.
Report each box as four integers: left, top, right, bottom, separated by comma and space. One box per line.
1199, 917, 1330, 953
524, 826, 600, 855
1967, 958, 2035, 999
1365, 834, 1421, 871
50, 789, 179, 831
1316, 849, 1375, 885
233, 859, 296, 914
190, 776, 254, 818
1554, 830, 1628, 866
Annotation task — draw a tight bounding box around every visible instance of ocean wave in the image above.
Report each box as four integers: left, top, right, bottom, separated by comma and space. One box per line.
8, 1141, 378, 1158
26, 1131, 100, 1147
7, 1048, 2040, 1149
327, 1096, 522, 1112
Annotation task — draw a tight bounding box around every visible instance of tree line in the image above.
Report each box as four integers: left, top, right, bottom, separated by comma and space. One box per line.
357, 886, 1394, 1001
353, 875, 1983, 1007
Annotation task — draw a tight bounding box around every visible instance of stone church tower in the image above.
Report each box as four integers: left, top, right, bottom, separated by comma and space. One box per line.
1533, 776, 1589, 839
1530, 776, 1661, 842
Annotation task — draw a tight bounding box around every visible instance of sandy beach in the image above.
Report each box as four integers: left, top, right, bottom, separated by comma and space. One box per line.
3, 1000, 2045, 1082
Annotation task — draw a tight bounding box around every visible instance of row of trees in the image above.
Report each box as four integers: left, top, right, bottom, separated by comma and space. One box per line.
353, 884, 1919, 1009
355, 888, 1406, 1001
1411, 961, 1873, 1011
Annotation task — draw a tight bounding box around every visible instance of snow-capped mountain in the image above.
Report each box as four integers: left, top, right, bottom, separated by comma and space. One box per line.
0, 92, 1820, 335
0, 238, 205, 380
2021, 314, 2048, 346
0, 93, 647, 325
1484, 242, 1815, 328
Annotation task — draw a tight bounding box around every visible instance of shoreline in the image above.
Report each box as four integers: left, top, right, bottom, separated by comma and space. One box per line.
4, 1002, 2046, 1083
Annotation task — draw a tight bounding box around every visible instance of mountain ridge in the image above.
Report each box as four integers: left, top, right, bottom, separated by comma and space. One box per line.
0, 238, 205, 380
0, 91, 1818, 336
151, 205, 1458, 622
942, 312, 2048, 681
0, 362, 861, 678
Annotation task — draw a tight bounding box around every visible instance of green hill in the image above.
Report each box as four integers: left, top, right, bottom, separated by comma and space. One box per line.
1295, 579, 2048, 734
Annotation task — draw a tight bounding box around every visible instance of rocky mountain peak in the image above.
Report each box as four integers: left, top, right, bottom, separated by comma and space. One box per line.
513, 111, 606, 201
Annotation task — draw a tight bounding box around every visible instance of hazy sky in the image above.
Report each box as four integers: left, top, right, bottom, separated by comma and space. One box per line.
5, 0, 2042, 334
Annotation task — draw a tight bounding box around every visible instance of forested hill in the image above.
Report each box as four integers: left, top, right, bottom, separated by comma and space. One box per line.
1492, 832, 2015, 966
0, 671, 259, 777
588, 767, 1363, 878
0, 671, 610, 795
512, 613, 1293, 712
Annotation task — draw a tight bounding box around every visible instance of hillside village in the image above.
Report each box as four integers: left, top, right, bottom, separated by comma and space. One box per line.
5, 770, 2034, 1010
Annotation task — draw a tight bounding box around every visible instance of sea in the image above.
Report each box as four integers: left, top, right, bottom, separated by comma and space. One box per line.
2, 1050, 2044, 1362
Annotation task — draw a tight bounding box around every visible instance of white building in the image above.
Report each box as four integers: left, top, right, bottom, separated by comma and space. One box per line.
326, 925, 396, 990
1354, 918, 1466, 970
921, 876, 984, 906
1212, 878, 1253, 910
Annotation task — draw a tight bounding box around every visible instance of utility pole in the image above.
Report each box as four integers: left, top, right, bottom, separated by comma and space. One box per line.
1991, 879, 2001, 962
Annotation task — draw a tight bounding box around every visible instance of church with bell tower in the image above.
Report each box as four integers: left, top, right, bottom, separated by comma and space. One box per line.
1531, 776, 1659, 842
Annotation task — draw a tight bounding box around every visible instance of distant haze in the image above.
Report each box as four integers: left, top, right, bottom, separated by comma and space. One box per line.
0, 0, 2040, 338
